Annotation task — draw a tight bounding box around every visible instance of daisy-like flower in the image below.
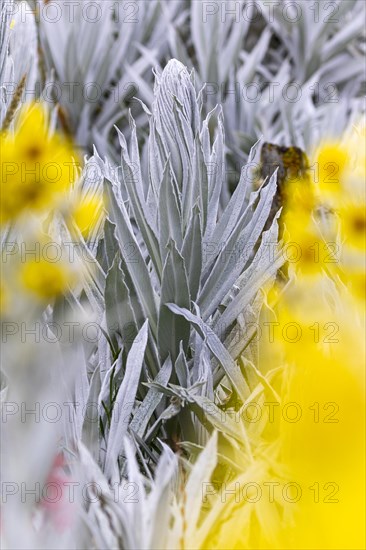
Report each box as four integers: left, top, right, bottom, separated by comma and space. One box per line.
20, 257, 74, 300
314, 142, 350, 203
338, 195, 366, 252
283, 209, 336, 276
0, 103, 79, 225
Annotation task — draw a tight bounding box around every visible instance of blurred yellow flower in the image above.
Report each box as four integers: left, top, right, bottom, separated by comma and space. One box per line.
278, 341, 365, 549
205, 276, 365, 550
0, 103, 79, 224
343, 268, 366, 303
20, 258, 74, 300
71, 193, 104, 238
200, 459, 289, 550
283, 211, 335, 276
205, 231, 365, 546
282, 175, 315, 215
314, 142, 349, 201
338, 200, 366, 251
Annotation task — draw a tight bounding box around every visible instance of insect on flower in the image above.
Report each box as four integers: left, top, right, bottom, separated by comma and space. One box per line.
259, 142, 312, 232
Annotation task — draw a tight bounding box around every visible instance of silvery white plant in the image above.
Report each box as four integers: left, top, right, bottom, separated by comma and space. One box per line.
0, 0, 38, 128
0, 59, 283, 550
88, 59, 283, 476
5, 0, 364, 161
37, 0, 184, 155
168, 0, 365, 163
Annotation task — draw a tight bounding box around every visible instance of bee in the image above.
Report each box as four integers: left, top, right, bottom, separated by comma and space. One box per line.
258, 142, 309, 233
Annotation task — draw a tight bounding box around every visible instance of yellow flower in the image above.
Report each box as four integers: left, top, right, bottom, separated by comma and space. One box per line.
244, 279, 365, 549
343, 269, 366, 303
282, 175, 315, 215
200, 459, 288, 550
71, 193, 104, 238
338, 200, 366, 251
314, 142, 349, 202
283, 210, 336, 276
20, 258, 73, 300
277, 333, 365, 549
344, 121, 366, 185
0, 103, 79, 224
